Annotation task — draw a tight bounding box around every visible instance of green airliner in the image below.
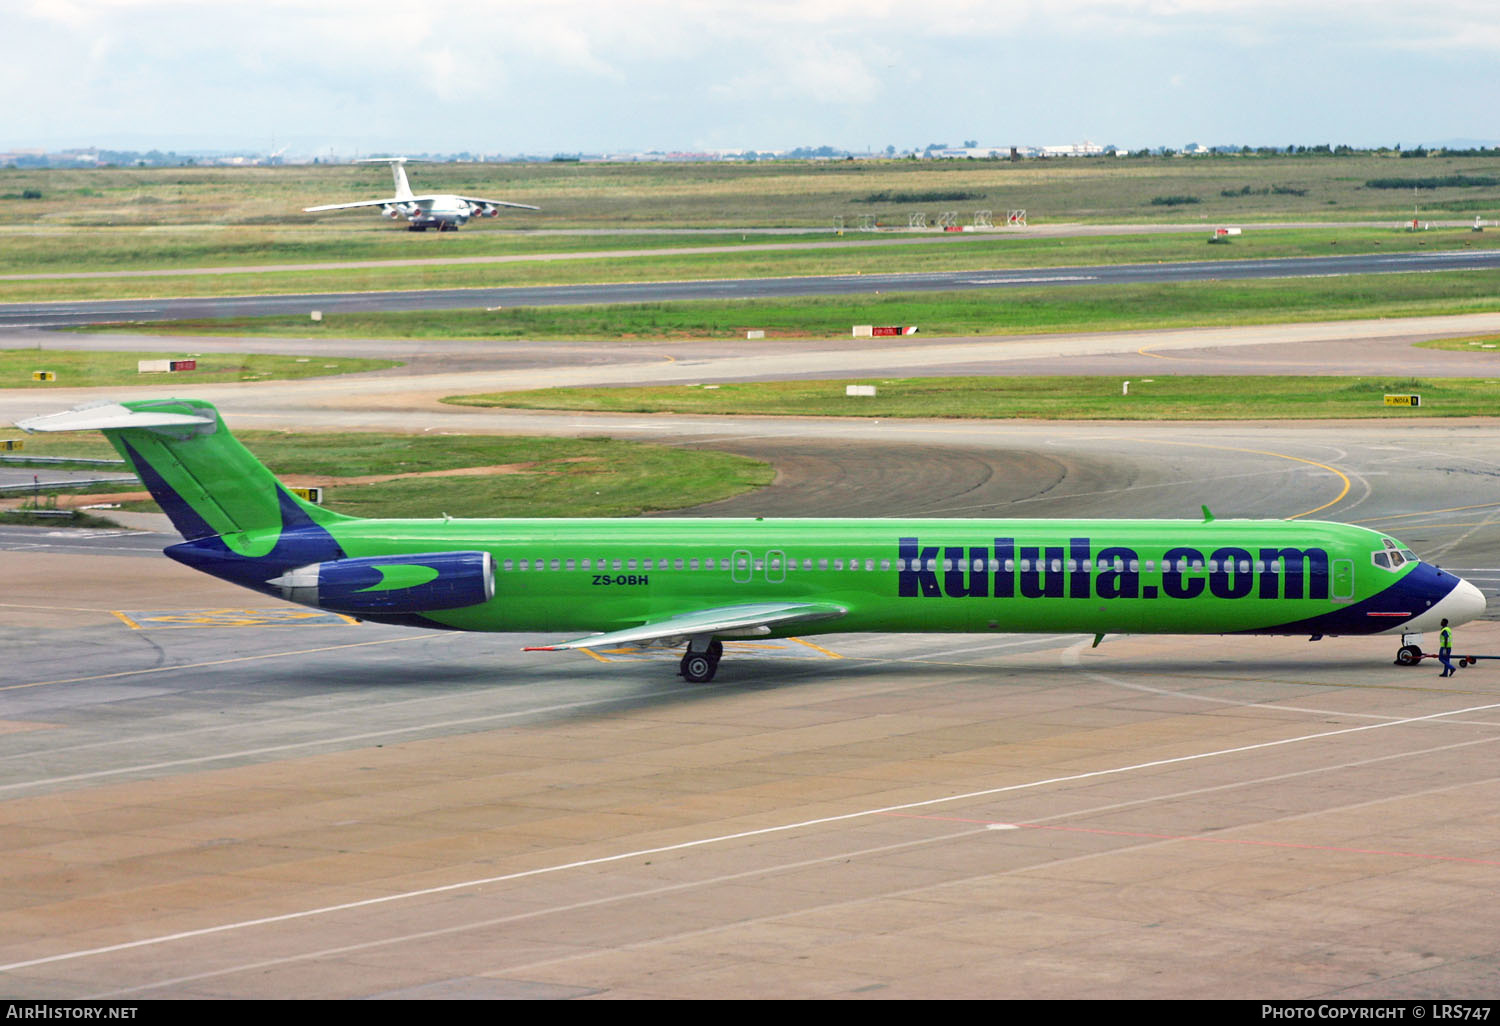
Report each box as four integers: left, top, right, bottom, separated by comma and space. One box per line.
20, 398, 1487, 683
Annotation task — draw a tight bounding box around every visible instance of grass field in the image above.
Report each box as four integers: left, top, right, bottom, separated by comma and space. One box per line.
3, 154, 1497, 230
1, 154, 1496, 302
0, 430, 774, 519
0, 229, 843, 275
446, 374, 1500, 420
0, 349, 398, 388
96, 269, 1500, 342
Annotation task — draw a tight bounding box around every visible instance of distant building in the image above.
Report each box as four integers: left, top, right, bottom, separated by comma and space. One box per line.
1037, 141, 1106, 157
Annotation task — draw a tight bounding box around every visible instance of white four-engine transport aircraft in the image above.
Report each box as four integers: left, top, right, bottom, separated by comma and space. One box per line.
303, 157, 539, 231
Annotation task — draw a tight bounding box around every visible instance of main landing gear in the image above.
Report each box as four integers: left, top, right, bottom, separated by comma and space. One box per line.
679, 639, 724, 683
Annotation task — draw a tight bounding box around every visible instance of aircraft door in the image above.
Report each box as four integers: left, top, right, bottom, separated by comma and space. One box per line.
732, 549, 753, 584
1332, 559, 1355, 601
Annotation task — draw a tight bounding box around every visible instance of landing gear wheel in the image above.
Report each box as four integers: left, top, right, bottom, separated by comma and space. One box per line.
1396, 644, 1422, 666
680, 651, 718, 684
706, 639, 723, 661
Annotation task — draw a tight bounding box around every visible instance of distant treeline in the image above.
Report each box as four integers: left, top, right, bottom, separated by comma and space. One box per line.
1149, 195, 1201, 206
1221, 184, 1309, 197
1365, 175, 1500, 190
854, 190, 988, 204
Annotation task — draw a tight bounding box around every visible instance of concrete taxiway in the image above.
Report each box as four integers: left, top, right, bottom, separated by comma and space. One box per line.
3, 400, 1500, 997
7, 312, 1500, 434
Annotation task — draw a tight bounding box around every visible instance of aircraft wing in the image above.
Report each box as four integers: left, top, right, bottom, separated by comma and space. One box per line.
302, 198, 401, 212
523, 601, 846, 651
450, 195, 540, 211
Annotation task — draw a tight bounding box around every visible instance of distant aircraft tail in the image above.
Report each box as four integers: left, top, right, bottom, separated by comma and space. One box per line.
18, 399, 352, 590
357, 156, 415, 201
391, 161, 414, 201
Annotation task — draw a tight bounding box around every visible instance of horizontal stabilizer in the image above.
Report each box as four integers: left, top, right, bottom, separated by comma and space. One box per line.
17, 401, 215, 434
524, 601, 846, 651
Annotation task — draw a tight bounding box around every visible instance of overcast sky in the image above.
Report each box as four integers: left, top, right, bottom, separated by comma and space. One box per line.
8, 0, 1498, 156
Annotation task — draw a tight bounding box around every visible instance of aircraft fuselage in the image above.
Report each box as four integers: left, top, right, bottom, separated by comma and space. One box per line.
165, 514, 1485, 641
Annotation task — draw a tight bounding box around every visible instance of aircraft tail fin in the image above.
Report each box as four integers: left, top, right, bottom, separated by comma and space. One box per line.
17, 399, 352, 542
391, 160, 413, 201
354, 157, 415, 201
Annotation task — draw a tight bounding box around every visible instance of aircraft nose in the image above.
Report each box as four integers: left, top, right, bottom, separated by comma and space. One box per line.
1449, 577, 1488, 625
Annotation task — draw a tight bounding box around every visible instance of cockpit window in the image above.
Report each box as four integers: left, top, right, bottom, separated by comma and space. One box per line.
1377, 538, 1419, 570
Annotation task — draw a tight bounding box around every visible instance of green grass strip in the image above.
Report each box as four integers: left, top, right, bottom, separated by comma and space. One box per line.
0, 429, 773, 519
1, 349, 398, 388
447, 374, 1500, 420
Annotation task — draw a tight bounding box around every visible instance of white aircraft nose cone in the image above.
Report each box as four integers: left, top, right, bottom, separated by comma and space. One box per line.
1450, 577, 1488, 625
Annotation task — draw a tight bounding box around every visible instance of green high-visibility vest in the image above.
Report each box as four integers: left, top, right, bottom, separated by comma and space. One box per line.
1440, 626, 1453, 648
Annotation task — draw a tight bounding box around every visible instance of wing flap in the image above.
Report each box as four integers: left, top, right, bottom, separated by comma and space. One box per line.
524, 601, 846, 651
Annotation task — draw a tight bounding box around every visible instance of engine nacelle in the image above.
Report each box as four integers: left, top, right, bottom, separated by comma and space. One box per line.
381, 204, 401, 220
479, 204, 498, 217
269, 551, 494, 615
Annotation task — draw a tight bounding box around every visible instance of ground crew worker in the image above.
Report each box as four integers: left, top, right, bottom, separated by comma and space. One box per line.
1439, 618, 1458, 677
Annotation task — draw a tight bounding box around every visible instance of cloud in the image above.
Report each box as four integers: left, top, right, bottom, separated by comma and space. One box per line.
8, 0, 1499, 152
